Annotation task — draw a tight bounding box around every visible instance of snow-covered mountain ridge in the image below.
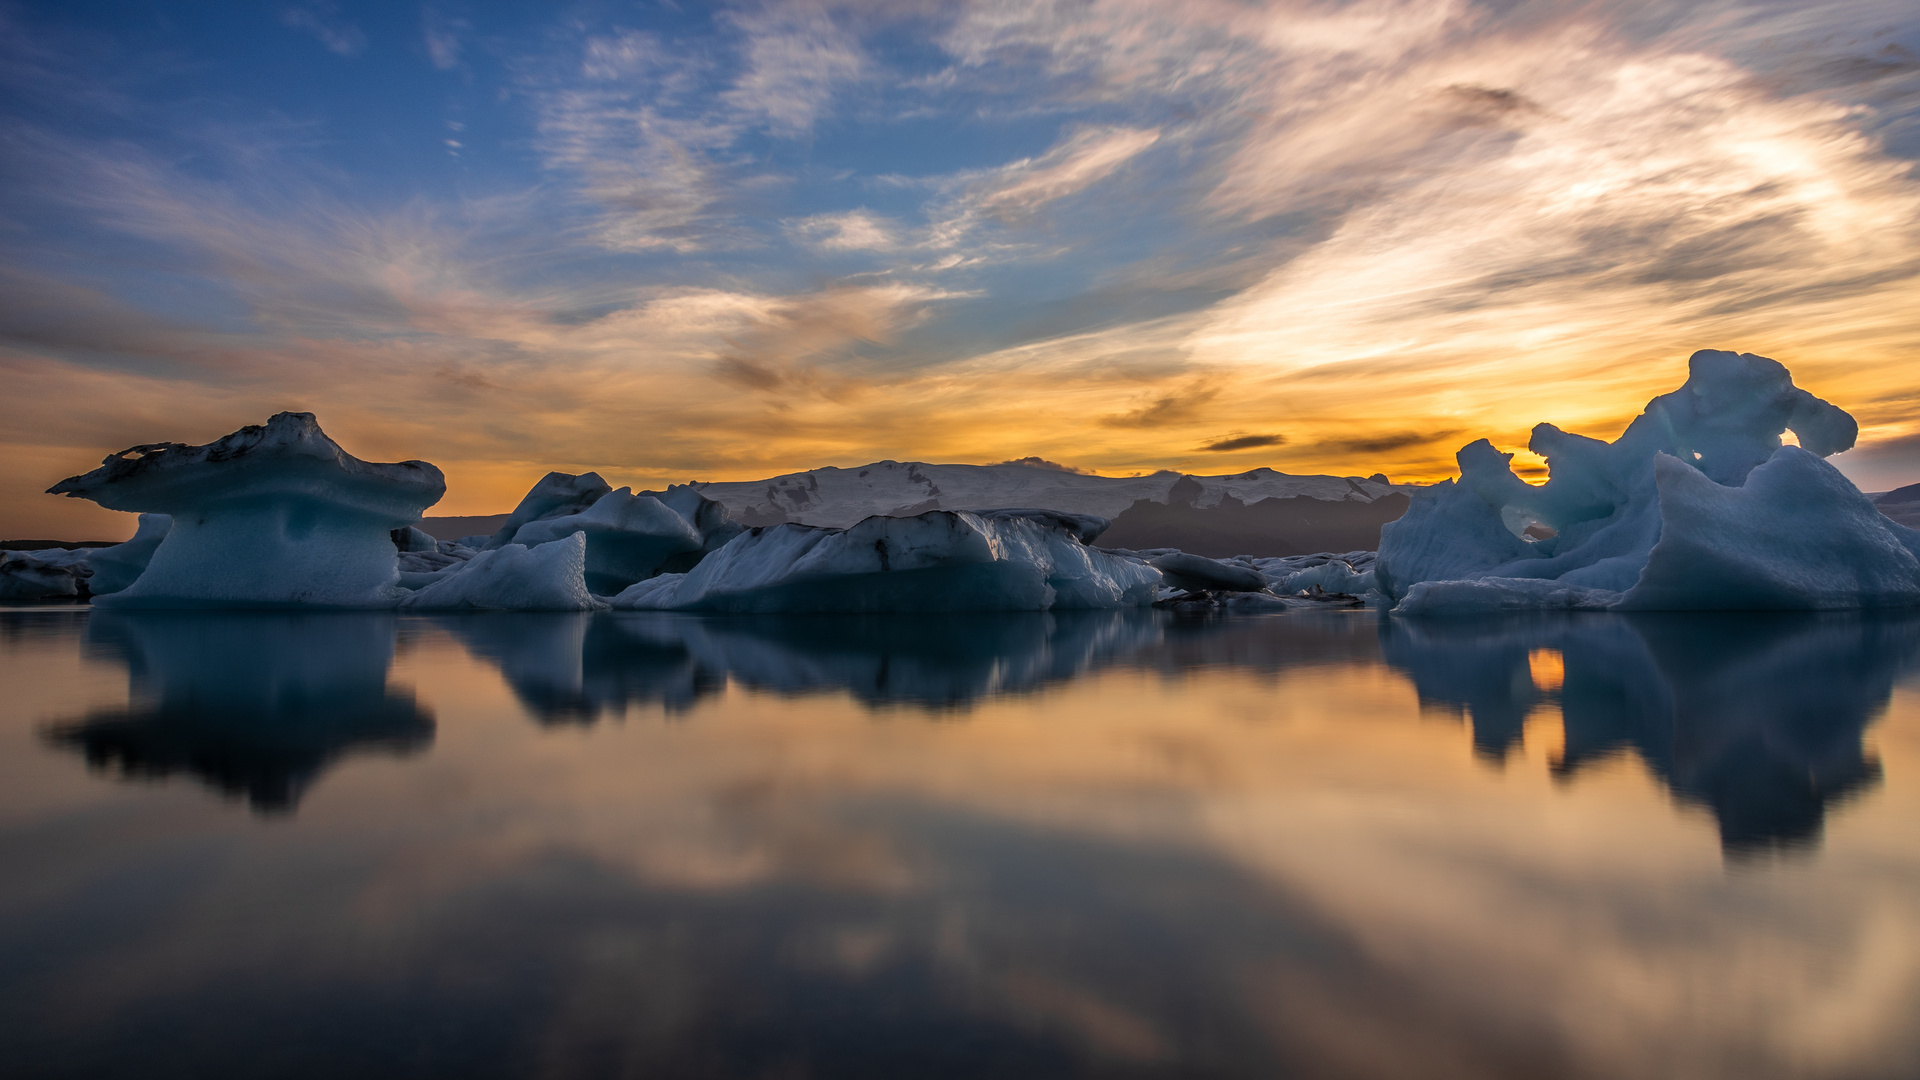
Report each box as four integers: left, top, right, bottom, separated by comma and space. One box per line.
690, 461, 1411, 529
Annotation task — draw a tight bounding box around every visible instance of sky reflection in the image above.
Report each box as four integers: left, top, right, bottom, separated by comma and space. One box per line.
2, 608, 1919, 1077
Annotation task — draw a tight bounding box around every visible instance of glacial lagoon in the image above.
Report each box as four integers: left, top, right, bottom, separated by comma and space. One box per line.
2, 606, 1918, 1079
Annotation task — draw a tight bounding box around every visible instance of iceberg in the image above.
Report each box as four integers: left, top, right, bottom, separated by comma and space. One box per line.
0, 550, 85, 600
481, 475, 743, 593
512, 488, 703, 593
401, 532, 605, 612
1147, 551, 1266, 593
393, 525, 439, 553
613, 509, 1161, 613
1377, 350, 1920, 613
47, 412, 445, 608
480, 470, 613, 549
1623, 449, 1920, 610
84, 513, 173, 595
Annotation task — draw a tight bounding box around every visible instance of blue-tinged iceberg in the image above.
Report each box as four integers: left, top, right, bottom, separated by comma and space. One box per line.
401, 532, 605, 612
481, 473, 743, 594
48, 413, 445, 608
1380, 350, 1920, 613
83, 513, 173, 595
613, 509, 1162, 613
0, 550, 86, 600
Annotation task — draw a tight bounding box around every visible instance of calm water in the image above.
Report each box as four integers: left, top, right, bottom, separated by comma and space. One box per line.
2, 606, 1918, 1079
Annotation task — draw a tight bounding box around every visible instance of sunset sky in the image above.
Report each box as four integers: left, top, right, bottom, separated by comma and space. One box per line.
3, 0, 1918, 538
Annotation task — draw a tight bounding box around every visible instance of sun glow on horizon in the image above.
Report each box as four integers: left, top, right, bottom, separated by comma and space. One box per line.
2, 0, 1917, 537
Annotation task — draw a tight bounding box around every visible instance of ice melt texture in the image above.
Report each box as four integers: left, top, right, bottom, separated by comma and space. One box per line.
1379, 349, 1920, 613
613, 509, 1162, 613
48, 412, 445, 608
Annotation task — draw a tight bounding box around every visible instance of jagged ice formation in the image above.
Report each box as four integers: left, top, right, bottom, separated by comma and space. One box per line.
48, 413, 445, 608
1379, 350, 1920, 613
613, 510, 1162, 613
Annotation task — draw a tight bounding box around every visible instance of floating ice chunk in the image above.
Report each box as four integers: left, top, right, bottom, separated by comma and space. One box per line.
401, 532, 605, 611
510, 488, 705, 594
17, 546, 94, 570
612, 510, 1160, 613
483, 471, 612, 550
393, 526, 438, 552
1376, 350, 1908, 612
0, 551, 84, 600
1221, 592, 1321, 612
1277, 559, 1376, 595
48, 413, 444, 608
1621, 449, 1920, 610
84, 513, 172, 595
396, 542, 473, 577
1394, 577, 1623, 616
1148, 551, 1266, 593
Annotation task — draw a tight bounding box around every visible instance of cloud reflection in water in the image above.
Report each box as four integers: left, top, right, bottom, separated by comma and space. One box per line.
439, 607, 1919, 855
5, 607, 1920, 1077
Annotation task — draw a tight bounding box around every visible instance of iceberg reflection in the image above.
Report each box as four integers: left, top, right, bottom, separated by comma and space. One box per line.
443, 607, 1913, 855
440, 610, 1176, 720
437, 612, 723, 722
441, 608, 1393, 720
42, 612, 433, 812
1381, 611, 1920, 854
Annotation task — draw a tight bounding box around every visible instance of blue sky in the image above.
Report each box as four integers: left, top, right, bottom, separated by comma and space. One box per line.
4, 0, 1919, 535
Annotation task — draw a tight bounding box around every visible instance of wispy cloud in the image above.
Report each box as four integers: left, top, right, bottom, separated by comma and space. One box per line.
422, 7, 468, 71
4, 0, 1920, 538
712, 283, 962, 393
969, 126, 1161, 221
1201, 433, 1285, 452
1100, 379, 1221, 429
721, 5, 865, 134
532, 8, 867, 254
787, 209, 900, 251
281, 1, 366, 58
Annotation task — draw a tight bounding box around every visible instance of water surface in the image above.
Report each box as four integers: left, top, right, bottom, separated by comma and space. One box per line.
3, 606, 1918, 1079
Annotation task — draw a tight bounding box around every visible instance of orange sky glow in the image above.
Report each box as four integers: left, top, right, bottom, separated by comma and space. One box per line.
2, 0, 1917, 539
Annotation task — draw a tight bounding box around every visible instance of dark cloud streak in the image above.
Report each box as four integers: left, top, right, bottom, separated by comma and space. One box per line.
1200, 433, 1285, 451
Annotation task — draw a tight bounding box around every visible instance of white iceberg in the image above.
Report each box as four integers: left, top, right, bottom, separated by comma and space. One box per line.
48, 412, 445, 608
1622, 449, 1920, 610
1377, 350, 1920, 613
401, 532, 605, 611
511, 488, 704, 593
480, 471, 613, 550
612, 509, 1161, 613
